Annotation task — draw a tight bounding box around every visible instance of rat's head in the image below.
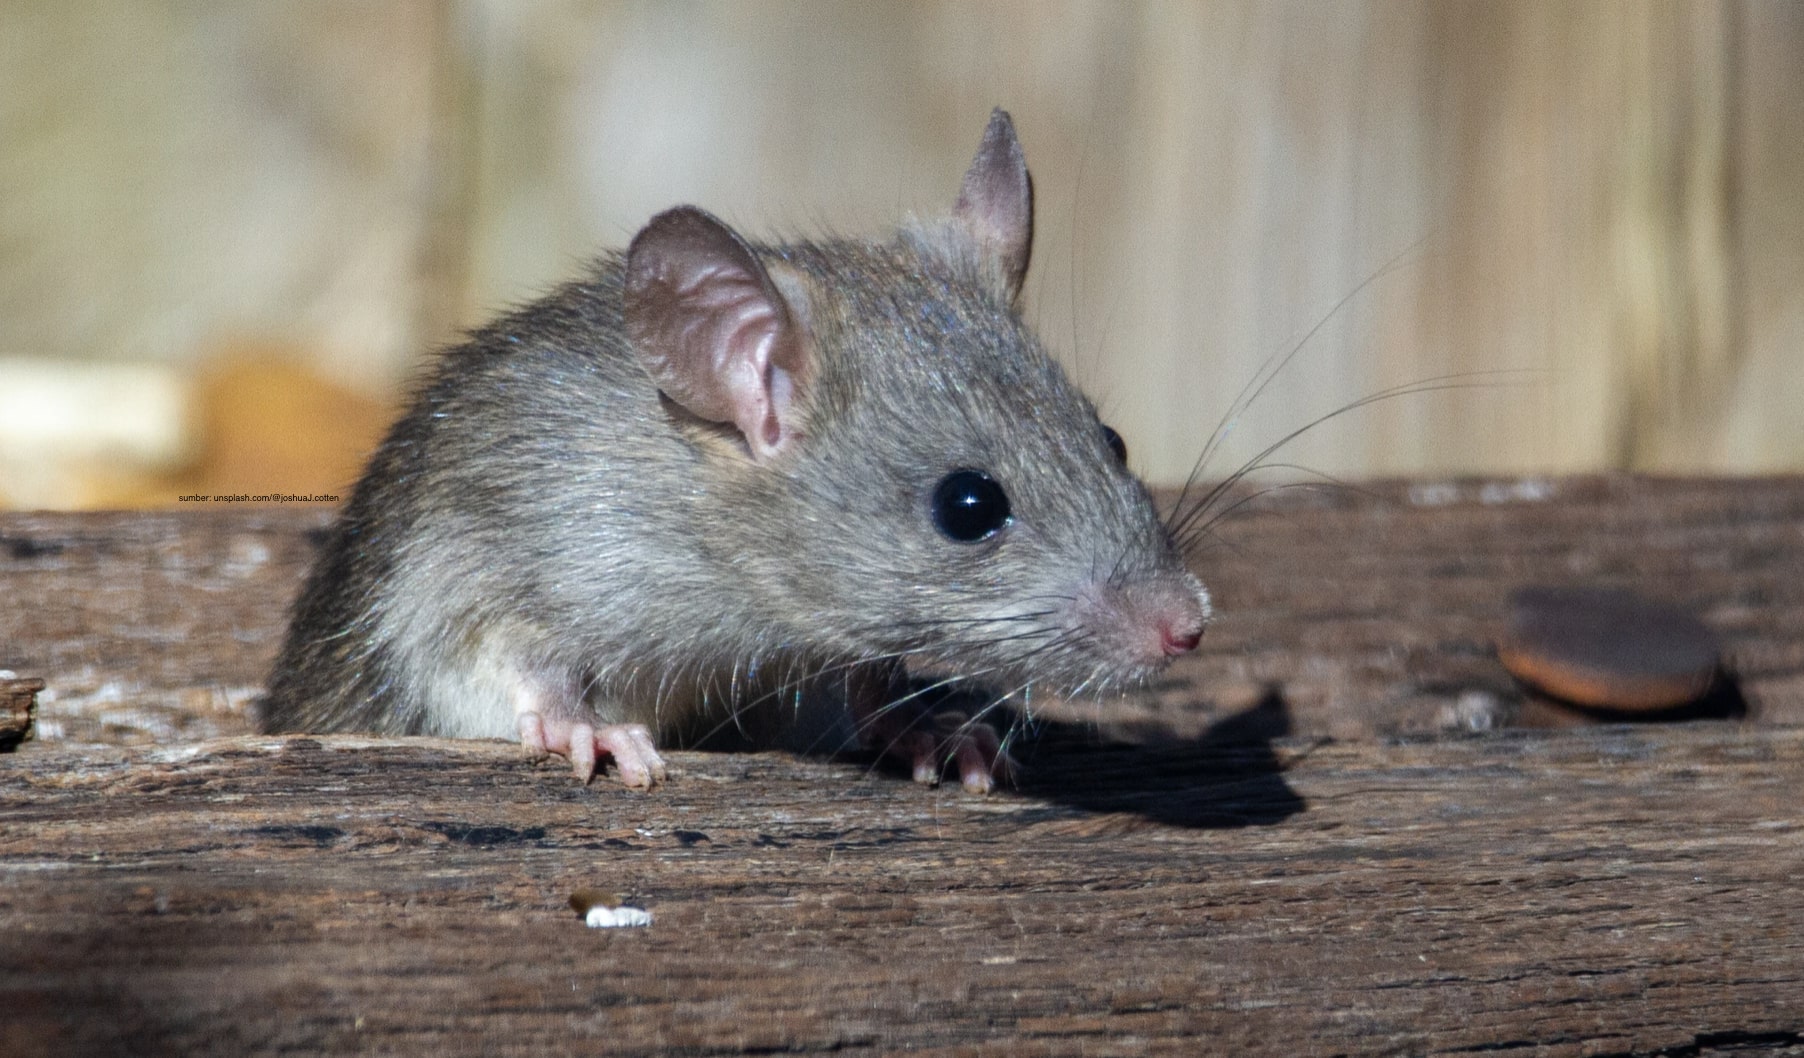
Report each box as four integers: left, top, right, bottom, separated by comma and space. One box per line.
623, 109, 1209, 699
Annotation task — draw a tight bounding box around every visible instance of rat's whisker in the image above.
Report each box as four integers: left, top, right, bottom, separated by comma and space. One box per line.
1171, 237, 1430, 522
1169, 369, 1534, 541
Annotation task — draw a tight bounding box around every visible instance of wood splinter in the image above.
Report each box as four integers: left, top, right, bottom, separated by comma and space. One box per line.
1, 676, 46, 752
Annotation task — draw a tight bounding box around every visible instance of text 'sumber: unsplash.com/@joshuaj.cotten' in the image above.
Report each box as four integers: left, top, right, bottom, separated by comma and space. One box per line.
176, 493, 341, 503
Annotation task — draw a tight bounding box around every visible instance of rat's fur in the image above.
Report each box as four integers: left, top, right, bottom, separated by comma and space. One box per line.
259, 111, 1209, 780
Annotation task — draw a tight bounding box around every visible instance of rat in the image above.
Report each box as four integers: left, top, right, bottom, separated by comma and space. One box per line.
257, 109, 1210, 794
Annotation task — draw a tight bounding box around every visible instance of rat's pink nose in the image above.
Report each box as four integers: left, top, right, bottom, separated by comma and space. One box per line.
1161, 623, 1204, 656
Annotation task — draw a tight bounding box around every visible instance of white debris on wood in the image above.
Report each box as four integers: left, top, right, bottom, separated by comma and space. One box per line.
583, 905, 653, 929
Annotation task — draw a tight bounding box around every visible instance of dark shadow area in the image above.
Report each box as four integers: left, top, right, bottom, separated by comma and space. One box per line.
1000, 686, 1307, 829
1, 899, 191, 1058
680, 676, 1307, 830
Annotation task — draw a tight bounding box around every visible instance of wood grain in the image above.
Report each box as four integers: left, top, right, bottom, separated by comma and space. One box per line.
3, 727, 1803, 1056
3, 476, 1801, 748
2, 476, 1803, 1054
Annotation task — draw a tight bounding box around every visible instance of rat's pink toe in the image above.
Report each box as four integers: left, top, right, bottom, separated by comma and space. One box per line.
594, 723, 666, 789
956, 721, 1014, 793
567, 722, 599, 783
514, 711, 666, 788
516, 711, 550, 759
955, 738, 994, 793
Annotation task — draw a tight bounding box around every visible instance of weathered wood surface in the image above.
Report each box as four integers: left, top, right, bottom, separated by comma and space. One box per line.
3, 476, 1804, 1055
4, 728, 1804, 1057
2, 475, 1802, 747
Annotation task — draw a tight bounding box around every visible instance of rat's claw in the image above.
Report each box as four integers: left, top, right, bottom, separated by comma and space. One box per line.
901, 732, 942, 786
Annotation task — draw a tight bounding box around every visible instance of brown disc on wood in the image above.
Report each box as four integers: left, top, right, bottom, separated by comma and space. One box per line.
1496, 586, 1721, 712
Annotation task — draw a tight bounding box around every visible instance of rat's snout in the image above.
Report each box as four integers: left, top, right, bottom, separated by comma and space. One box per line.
1078, 572, 1211, 673
1161, 620, 1204, 657
1149, 589, 1207, 659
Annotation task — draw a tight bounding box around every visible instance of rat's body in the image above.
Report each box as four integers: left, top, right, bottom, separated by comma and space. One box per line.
259, 111, 1209, 791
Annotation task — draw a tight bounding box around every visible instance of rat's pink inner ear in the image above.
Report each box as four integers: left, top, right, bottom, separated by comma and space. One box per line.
952, 108, 1034, 301
623, 206, 809, 460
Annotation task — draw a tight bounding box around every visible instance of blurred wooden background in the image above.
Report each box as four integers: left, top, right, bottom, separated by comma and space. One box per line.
1, 1, 1799, 508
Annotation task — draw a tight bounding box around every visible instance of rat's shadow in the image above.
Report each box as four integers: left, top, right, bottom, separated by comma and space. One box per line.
999, 687, 1307, 829
715, 680, 1309, 830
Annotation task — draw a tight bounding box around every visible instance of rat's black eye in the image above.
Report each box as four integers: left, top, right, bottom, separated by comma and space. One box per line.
1101, 424, 1127, 464
932, 469, 1012, 542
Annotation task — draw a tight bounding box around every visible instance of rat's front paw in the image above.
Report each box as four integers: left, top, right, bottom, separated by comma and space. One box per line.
516, 712, 669, 789
876, 708, 1016, 794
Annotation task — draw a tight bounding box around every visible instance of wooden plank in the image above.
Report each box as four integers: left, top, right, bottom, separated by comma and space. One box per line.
2, 475, 1802, 747
0, 506, 330, 744
1149, 473, 1804, 741
2, 476, 1803, 1053
3, 726, 1803, 1056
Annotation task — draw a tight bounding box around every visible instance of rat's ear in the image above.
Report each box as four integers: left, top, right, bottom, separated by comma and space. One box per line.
952, 108, 1034, 302
624, 206, 810, 461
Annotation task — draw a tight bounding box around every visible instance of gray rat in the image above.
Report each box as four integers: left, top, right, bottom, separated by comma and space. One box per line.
258, 109, 1210, 793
